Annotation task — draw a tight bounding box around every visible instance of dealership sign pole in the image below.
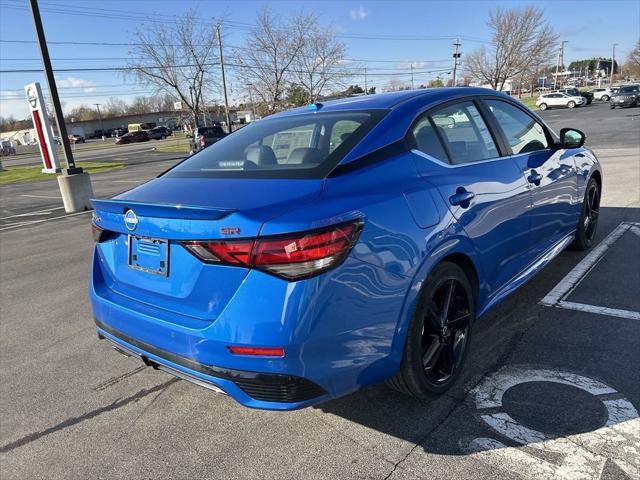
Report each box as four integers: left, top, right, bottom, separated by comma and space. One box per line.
28, 0, 79, 173
24, 82, 60, 173
28, 0, 94, 213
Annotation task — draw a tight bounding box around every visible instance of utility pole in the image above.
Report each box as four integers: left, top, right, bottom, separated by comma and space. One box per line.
364, 67, 368, 95
216, 25, 232, 134
93, 103, 104, 139
553, 41, 567, 89
452, 39, 461, 86
610, 43, 618, 86
410, 64, 414, 89
28, 0, 77, 172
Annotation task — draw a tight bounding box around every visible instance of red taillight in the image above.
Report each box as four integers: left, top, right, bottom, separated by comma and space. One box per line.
180, 240, 253, 266
227, 346, 284, 357
181, 220, 363, 280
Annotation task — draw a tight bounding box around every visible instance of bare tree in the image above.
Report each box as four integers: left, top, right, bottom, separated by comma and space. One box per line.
103, 97, 127, 117
293, 23, 349, 103
385, 79, 411, 92
236, 8, 311, 113
464, 5, 558, 90
127, 10, 219, 126
624, 39, 640, 78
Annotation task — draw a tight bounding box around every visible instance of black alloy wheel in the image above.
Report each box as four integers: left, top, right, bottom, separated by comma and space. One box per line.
388, 262, 474, 398
421, 279, 471, 385
571, 178, 600, 251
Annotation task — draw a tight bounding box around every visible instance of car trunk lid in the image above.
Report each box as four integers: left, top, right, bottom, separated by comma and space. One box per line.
91, 177, 323, 323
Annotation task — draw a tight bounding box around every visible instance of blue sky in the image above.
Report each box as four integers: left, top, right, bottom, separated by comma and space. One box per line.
1, 0, 638, 119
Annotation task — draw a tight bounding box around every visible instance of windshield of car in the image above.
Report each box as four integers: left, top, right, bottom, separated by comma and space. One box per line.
164, 109, 387, 179
618, 86, 639, 94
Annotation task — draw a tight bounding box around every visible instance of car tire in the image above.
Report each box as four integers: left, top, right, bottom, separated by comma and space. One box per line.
610, 105, 615, 109
387, 262, 474, 398
161, 135, 166, 140
539, 103, 548, 111
571, 177, 600, 251
602, 95, 610, 101
567, 101, 576, 108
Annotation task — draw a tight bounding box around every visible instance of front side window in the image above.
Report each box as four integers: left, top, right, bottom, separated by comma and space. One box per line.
430, 101, 499, 164
485, 100, 549, 155
165, 110, 386, 179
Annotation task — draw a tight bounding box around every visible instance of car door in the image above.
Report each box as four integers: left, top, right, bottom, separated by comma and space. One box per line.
482, 98, 579, 260
410, 99, 532, 294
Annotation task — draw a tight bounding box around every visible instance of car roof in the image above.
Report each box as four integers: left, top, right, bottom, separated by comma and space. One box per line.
270, 87, 513, 117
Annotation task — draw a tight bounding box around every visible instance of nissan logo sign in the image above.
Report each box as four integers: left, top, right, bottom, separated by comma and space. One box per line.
124, 210, 138, 231
27, 87, 37, 109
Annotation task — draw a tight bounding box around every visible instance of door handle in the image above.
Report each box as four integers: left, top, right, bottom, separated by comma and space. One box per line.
527, 170, 542, 186
449, 189, 475, 207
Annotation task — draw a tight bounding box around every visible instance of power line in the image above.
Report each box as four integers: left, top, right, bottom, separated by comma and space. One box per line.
0, 61, 454, 77
0, 1, 490, 44
0, 40, 454, 67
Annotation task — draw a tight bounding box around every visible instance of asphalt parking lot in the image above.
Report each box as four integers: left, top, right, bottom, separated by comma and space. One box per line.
1, 100, 639, 479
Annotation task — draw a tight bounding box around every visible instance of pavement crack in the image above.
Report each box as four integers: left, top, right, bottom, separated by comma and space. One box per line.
0, 378, 177, 454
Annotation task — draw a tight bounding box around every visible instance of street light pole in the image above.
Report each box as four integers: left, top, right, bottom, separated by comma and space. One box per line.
93, 103, 104, 139
610, 43, 618, 86
28, 0, 78, 172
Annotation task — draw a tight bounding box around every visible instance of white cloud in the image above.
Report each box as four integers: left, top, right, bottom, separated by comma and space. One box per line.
56, 76, 96, 93
396, 61, 427, 70
349, 5, 369, 20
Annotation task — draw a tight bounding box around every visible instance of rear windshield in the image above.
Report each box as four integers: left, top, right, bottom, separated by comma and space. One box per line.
165, 110, 387, 179
199, 127, 224, 136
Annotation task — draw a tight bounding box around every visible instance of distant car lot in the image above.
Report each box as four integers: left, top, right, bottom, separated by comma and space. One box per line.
0, 100, 638, 480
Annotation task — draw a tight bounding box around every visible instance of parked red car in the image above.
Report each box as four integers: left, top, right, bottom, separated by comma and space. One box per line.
116, 131, 150, 144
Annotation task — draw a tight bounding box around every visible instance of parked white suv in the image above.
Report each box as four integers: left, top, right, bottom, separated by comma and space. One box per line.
536, 92, 585, 110
591, 88, 613, 101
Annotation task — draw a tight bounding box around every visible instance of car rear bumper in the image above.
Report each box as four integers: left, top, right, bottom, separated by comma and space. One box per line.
95, 319, 328, 409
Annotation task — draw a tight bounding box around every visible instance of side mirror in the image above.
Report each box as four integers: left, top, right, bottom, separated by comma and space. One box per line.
559, 128, 585, 148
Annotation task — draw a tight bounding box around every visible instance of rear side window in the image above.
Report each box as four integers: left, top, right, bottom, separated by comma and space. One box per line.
410, 117, 448, 162
485, 100, 549, 154
329, 120, 360, 153
164, 110, 387, 179
430, 101, 499, 164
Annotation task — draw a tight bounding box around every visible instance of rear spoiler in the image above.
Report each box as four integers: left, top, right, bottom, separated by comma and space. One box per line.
90, 198, 234, 220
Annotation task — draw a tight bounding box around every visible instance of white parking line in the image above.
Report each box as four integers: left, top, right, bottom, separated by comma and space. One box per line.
541, 222, 638, 305
540, 221, 640, 321
0, 206, 65, 220
555, 301, 640, 321
0, 210, 92, 231
21, 194, 61, 199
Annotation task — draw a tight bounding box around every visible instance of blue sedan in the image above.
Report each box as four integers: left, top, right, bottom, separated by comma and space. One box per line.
90, 88, 602, 410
